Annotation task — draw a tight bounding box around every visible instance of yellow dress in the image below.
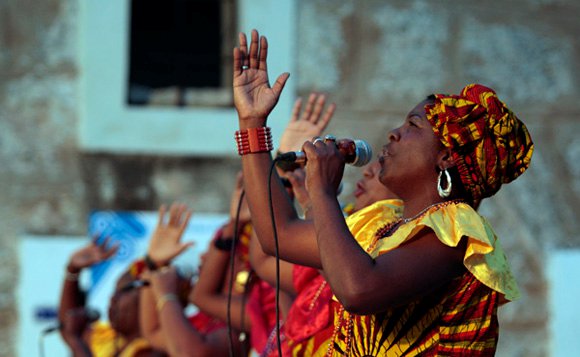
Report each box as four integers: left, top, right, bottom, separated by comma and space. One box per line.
314, 200, 519, 356
89, 322, 151, 357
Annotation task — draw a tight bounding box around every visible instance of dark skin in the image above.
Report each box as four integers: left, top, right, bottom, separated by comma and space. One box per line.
59, 238, 163, 356
233, 29, 466, 315
248, 89, 336, 294
140, 203, 246, 357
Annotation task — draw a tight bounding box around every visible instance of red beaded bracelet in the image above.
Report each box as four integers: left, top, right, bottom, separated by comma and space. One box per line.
235, 127, 273, 155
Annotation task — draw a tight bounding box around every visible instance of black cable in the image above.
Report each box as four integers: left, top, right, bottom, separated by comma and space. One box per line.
268, 160, 283, 357
239, 269, 254, 354
226, 189, 246, 357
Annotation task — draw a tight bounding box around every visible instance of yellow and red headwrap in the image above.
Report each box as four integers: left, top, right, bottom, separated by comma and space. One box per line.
425, 84, 534, 202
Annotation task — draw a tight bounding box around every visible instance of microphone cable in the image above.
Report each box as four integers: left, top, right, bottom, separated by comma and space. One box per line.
226, 188, 246, 357
239, 268, 254, 354
268, 159, 284, 357
39, 322, 61, 357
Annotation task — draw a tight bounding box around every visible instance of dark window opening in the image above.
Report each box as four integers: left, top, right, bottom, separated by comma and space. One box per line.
127, 0, 235, 107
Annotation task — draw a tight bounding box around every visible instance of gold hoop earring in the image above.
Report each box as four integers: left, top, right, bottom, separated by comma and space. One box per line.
437, 169, 452, 198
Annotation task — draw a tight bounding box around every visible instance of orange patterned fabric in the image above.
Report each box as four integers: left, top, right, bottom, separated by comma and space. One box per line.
330, 272, 499, 356
317, 200, 506, 356
425, 84, 534, 202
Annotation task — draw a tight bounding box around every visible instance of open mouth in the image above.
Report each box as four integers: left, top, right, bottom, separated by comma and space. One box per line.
354, 182, 365, 197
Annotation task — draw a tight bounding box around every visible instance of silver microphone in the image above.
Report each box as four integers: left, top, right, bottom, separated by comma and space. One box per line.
276, 138, 373, 167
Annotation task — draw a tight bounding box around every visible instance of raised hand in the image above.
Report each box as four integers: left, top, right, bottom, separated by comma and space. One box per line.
67, 237, 119, 273
233, 29, 290, 126
278, 93, 336, 153
147, 203, 193, 268
284, 168, 310, 212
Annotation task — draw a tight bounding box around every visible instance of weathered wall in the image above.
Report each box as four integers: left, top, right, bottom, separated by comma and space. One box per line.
0, 0, 578, 356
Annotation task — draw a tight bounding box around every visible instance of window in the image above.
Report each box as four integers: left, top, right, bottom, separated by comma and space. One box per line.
127, 0, 233, 107
79, 0, 296, 155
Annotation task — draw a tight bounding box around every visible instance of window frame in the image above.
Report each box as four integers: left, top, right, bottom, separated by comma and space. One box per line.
78, 0, 296, 156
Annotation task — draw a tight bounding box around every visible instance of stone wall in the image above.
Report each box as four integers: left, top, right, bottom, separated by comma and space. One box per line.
1, 0, 578, 355
295, 1, 579, 356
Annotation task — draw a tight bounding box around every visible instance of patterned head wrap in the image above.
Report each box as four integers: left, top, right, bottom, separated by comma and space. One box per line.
425, 84, 534, 202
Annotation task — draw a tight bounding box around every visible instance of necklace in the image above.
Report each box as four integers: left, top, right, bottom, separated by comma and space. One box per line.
378, 199, 463, 239
402, 199, 464, 224
369, 199, 464, 253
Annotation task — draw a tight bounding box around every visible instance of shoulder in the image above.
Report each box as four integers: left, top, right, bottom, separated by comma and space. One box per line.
409, 202, 493, 249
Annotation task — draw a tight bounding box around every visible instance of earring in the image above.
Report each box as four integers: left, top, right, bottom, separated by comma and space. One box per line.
437, 169, 452, 198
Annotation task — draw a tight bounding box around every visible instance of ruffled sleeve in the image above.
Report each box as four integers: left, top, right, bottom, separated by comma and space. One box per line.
373, 202, 520, 303
345, 199, 404, 248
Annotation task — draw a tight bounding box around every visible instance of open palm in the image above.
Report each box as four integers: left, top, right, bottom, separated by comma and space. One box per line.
147, 203, 193, 267
278, 93, 336, 152
233, 30, 289, 124
68, 237, 118, 271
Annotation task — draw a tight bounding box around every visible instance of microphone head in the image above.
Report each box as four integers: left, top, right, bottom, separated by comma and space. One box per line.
351, 140, 373, 167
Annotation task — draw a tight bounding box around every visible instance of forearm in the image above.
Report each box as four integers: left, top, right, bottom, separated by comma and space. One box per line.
139, 285, 166, 350
191, 244, 250, 331
311, 192, 376, 308
58, 266, 85, 323
238, 115, 300, 246
240, 152, 296, 246
157, 301, 213, 357
192, 244, 231, 301
240, 153, 321, 267
62, 334, 92, 357
249, 231, 296, 295
313, 192, 469, 313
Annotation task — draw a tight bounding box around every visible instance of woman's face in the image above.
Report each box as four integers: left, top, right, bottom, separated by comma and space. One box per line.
378, 99, 443, 197
353, 160, 397, 211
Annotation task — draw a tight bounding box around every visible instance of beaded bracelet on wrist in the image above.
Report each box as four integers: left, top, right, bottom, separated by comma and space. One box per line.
156, 293, 179, 312
214, 237, 235, 251
144, 254, 159, 271
235, 127, 273, 155
65, 270, 80, 282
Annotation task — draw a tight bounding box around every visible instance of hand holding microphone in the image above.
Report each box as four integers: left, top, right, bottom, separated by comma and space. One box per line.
276, 135, 373, 167
291, 135, 371, 199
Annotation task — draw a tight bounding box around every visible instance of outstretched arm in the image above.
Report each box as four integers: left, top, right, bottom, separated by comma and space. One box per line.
150, 267, 233, 357
190, 219, 251, 332
60, 308, 95, 357
58, 237, 118, 348
191, 175, 252, 331
233, 31, 332, 268
140, 203, 193, 349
